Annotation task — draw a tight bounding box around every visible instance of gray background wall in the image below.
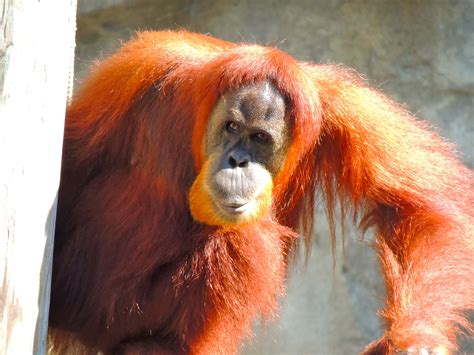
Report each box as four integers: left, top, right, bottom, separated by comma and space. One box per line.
73, 1, 473, 353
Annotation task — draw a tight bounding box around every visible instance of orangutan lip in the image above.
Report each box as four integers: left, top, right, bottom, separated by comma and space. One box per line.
220, 202, 249, 214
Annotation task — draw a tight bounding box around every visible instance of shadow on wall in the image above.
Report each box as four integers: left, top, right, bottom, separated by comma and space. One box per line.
72, 1, 473, 354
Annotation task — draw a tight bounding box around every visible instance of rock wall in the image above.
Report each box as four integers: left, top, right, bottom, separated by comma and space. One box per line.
74, 1, 473, 353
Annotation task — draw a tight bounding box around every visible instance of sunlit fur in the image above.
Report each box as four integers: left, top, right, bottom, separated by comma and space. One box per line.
189, 155, 274, 227
50, 30, 473, 354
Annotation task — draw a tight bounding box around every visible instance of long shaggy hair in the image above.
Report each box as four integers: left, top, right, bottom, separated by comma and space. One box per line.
49, 30, 473, 354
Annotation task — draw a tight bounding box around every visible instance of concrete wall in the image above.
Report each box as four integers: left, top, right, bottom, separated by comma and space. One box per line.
74, 1, 473, 353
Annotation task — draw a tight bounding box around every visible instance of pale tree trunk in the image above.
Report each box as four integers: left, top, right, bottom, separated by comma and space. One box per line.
0, 1, 77, 354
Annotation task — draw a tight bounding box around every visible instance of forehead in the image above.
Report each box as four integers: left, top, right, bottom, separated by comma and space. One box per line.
224, 81, 286, 124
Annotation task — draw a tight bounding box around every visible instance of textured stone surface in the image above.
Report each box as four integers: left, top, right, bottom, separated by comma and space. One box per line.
77, 0, 139, 14
74, 1, 473, 353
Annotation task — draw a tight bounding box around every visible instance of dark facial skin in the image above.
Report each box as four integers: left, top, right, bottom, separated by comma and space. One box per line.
203, 81, 289, 216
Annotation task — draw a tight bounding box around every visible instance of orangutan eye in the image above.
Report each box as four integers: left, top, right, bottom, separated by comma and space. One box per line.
253, 131, 270, 143
226, 121, 240, 133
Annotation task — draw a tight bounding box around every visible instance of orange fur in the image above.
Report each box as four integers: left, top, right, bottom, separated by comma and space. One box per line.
50, 30, 473, 354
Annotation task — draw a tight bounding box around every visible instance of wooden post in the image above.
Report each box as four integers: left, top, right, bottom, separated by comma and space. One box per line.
0, 1, 77, 354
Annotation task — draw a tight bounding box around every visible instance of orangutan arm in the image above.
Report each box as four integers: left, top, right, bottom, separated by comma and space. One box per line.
309, 64, 473, 353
